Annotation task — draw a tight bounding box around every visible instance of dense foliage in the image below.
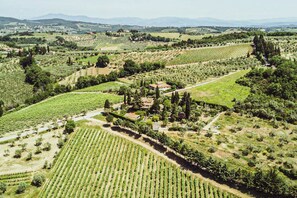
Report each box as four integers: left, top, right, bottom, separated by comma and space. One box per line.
130, 32, 171, 42
253, 35, 281, 63
235, 58, 297, 123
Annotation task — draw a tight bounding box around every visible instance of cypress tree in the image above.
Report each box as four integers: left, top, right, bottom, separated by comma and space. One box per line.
127, 92, 131, 105
156, 86, 160, 99
0, 100, 4, 117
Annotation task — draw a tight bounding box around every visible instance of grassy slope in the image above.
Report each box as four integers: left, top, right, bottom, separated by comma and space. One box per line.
189, 70, 250, 108
40, 128, 236, 197
75, 81, 126, 92
168, 44, 252, 65
0, 93, 122, 134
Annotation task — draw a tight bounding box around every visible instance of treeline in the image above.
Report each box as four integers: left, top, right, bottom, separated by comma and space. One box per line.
235, 57, 297, 123
49, 36, 78, 49
253, 35, 281, 64
267, 32, 297, 37
7, 44, 50, 58
111, 116, 296, 197
0, 35, 46, 46
18, 54, 72, 105
172, 32, 253, 48
76, 60, 165, 89
129, 32, 171, 42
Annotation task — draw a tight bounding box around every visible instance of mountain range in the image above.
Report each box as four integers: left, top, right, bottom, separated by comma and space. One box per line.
32, 14, 297, 27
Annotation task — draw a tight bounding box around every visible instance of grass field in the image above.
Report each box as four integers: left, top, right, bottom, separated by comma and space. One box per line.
40, 128, 238, 198
188, 70, 250, 108
0, 93, 122, 134
168, 44, 252, 65
75, 81, 127, 92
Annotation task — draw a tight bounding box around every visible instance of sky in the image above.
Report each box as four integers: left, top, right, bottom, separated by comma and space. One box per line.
0, 0, 297, 20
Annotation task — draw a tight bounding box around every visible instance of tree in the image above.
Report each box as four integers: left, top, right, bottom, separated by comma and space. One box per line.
127, 92, 132, 105
123, 60, 139, 75
14, 149, 22, 158
16, 182, 27, 194
31, 174, 46, 187
106, 114, 114, 123
0, 182, 6, 195
96, 55, 110, 68
0, 100, 4, 117
20, 54, 34, 69
26, 152, 32, 161
104, 99, 111, 109
64, 120, 75, 134
185, 95, 191, 119
156, 86, 160, 99
67, 57, 73, 65
124, 92, 127, 104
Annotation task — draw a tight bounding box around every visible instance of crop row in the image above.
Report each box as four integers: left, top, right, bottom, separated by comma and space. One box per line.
40, 128, 237, 198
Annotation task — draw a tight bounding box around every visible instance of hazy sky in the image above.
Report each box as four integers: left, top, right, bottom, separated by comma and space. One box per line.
1, 0, 296, 20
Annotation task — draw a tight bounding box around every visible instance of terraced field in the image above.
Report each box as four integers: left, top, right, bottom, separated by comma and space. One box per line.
126, 57, 259, 86
0, 92, 122, 134
40, 128, 238, 198
0, 172, 33, 187
168, 44, 253, 65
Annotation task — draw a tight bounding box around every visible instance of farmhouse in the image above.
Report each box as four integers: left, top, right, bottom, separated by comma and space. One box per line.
149, 82, 171, 91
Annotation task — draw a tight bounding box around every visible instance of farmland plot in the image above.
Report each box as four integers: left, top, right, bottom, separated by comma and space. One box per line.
0, 92, 122, 134
40, 128, 238, 198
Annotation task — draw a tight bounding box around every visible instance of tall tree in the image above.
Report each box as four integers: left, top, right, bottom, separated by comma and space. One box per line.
156, 86, 160, 99
0, 100, 4, 117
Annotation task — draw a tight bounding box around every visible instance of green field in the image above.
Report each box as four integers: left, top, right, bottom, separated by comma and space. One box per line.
0, 93, 122, 134
168, 44, 252, 65
40, 128, 238, 198
188, 70, 250, 108
76, 81, 127, 92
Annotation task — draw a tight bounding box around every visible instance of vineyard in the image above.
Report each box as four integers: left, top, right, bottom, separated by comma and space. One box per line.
188, 70, 251, 108
59, 66, 113, 85
0, 92, 122, 134
125, 57, 260, 85
40, 128, 238, 198
0, 172, 33, 187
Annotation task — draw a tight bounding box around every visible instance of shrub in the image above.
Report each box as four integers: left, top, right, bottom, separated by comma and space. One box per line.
26, 152, 32, 161
233, 153, 240, 159
242, 149, 249, 156
64, 120, 76, 134
57, 138, 64, 148
14, 149, 22, 158
43, 142, 51, 151
31, 174, 46, 187
247, 160, 256, 167
16, 182, 27, 194
0, 182, 6, 195
208, 146, 217, 153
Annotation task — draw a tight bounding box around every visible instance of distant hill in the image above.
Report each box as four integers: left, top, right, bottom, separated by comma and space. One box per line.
33, 14, 297, 27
